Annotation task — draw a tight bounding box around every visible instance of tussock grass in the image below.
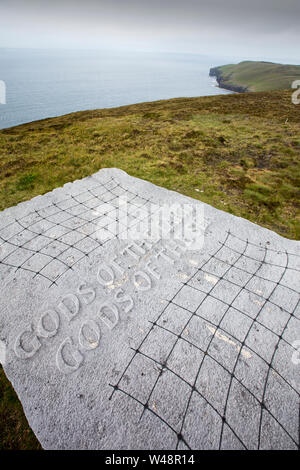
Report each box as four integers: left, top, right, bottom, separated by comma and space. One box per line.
1, 89, 299, 239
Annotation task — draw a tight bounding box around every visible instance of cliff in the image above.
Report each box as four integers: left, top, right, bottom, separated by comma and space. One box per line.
210, 60, 300, 93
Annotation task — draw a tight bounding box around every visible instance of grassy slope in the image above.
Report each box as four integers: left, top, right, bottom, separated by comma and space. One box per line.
1, 89, 299, 239
0, 89, 299, 448
211, 61, 300, 92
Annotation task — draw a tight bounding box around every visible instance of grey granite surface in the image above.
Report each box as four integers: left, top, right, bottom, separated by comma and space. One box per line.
0, 168, 299, 450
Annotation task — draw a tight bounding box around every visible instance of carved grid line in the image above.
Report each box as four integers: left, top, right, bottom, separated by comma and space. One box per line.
218, 247, 284, 448
0, 177, 158, 287
109, 231, 300, 450
1, 180, 299, 449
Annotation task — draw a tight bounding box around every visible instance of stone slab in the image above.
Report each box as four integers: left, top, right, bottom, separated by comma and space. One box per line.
0, 168, 299, 450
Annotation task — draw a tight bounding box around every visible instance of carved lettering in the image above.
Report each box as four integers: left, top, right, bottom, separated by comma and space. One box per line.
79, 320, 101, 351
97, 263, 115, 286
133, 270, 152, 291
37, 309, 60, 338
14, 325, 41, 359
56, 337, 83, 374
98, 302, 119, 329
145, 260, 161, 280
57, 294, 80, 322
114, 288, 134, 313
78, 282, 96, 305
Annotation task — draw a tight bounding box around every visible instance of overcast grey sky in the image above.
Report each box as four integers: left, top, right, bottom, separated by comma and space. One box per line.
1, 0, 299, 62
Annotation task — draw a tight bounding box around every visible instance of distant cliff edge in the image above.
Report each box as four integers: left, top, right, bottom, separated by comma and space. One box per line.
210, 61, 300, 93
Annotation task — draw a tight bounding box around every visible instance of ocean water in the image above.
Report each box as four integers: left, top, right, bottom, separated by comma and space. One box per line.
0, 49, 232, 130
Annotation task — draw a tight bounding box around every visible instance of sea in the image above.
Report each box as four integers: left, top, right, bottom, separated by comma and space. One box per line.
0, 48, 234, 130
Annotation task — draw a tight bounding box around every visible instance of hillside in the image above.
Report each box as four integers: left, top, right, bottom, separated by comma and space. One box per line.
210, 60, 300, 92
0, 89, 299, 243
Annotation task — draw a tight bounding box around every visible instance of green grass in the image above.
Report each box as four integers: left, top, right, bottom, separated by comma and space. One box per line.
0, 366, 42, 449
0, 88, 299, 448
1, 89, 299, 239
16, 173, 37, 190
210, 61, 300, 92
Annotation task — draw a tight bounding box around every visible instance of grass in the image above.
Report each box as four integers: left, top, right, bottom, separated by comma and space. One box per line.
210, 61, 300, 92
0, 89, 299, 239
0, 88, 299, 448
0, 366, 42, 449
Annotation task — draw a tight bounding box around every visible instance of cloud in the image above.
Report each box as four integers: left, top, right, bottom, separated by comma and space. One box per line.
2, 0, 299, 32
0, 0, 299, 61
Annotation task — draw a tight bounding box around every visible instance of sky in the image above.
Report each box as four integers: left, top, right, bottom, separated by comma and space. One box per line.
0, 0, 299, 63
